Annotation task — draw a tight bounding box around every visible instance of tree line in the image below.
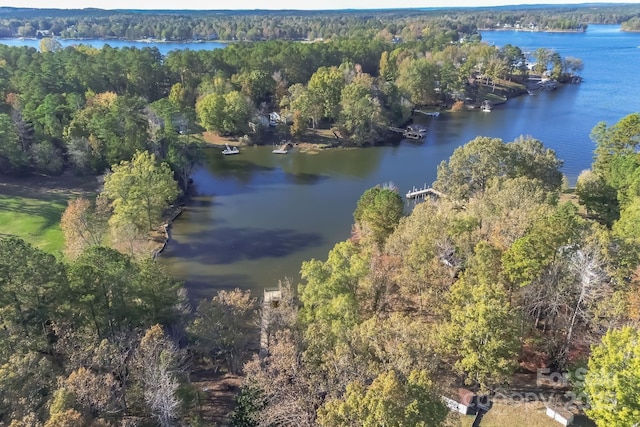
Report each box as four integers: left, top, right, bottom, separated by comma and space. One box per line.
0, 29, 583, 172
1, 4, 639, 41
0, 129, 253, 424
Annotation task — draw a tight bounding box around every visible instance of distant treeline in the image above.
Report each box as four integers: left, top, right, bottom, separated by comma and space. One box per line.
0, 4, 638, 41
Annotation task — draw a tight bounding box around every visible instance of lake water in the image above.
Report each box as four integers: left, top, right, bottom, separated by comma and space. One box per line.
7, 27, 639, 298
0, 37, 226, 55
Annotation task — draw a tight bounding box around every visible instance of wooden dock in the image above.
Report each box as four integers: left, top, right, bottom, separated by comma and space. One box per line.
406, 184, 445, 199
260, 287, 282, 356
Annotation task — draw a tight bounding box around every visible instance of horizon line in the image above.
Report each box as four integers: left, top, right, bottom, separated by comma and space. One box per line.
0, 2, 635, 12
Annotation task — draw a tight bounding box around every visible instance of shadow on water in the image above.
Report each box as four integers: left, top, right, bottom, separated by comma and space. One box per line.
190, 163, 329, 197
163, 226, 324, 265
286, 172, 327, 185
205, 156, 276, 182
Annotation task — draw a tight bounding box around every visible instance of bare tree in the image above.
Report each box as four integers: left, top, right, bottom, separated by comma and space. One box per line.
562, 245, 609, 357
134, 325, 184, 427
144, 369, 180, 427
243, 330, 320, 427
520, 243, 611, 367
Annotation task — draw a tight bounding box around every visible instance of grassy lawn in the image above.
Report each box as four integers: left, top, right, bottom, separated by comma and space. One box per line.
460, 401, 554, 427
458, 401, 595, 427
0, 175, 97, 256
0, 193, 67, 254
200, 131, 239, 146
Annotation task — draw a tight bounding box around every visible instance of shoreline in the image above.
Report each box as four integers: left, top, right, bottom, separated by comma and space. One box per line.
196, 75, 557, 153
151, 202, 186, 260
479, 28, 586, 33
2, 36, 233, 43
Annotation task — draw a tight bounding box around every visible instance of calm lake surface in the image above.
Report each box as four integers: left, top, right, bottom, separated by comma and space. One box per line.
9, 27, 639, 298
0, 37, 226, 55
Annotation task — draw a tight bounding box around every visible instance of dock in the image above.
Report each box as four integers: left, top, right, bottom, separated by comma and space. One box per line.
388, 125, 427, 140
260, 287, 282, 356
405, 184, 445, 199
272, 141, 292, 154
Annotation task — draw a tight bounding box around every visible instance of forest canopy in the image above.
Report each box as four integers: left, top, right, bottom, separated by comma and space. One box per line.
0, 4, 639, 41
1, 114, 639, 426
0, 5, 639, 424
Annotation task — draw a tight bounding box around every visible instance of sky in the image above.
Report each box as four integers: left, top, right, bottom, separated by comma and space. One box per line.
0, 0, 635, 11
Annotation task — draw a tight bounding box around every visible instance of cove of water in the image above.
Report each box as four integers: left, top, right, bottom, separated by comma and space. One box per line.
161, 24, 640, 299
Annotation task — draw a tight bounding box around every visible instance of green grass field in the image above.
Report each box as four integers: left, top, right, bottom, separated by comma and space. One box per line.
0, 175, 97, 256
0, 193, 67, 255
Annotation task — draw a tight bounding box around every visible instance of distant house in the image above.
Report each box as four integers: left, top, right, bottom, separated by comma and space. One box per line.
36, 30, 53, 38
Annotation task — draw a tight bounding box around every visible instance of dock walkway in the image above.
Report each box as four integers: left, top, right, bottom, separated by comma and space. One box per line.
260, 288, 282, 356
